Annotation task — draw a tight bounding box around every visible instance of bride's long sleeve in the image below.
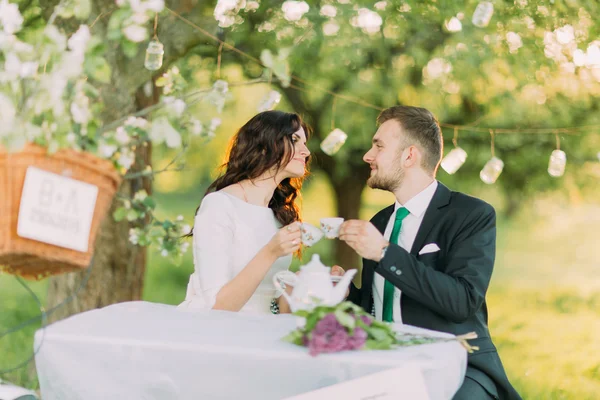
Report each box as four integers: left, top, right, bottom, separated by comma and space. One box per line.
185, 193, 235, 309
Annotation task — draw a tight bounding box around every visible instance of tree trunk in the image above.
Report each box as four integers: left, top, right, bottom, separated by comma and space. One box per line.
41, 1, 219, 322
46, 85, 157, 322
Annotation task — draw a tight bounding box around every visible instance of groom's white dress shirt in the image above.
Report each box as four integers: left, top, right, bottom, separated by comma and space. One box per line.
373, 180, 438, 323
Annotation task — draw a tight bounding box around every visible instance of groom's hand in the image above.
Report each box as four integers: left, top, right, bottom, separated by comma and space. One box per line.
339, 220, 388, 262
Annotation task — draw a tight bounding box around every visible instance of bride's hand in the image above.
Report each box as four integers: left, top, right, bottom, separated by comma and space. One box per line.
266, 222, 302, 258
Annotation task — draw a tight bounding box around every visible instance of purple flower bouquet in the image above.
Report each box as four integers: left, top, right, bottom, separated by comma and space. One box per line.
283, 302, 479, 357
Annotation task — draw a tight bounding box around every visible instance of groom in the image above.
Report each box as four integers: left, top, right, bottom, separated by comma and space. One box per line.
338, 106, 520, 400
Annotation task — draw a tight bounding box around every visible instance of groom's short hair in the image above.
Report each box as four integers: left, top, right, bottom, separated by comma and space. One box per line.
377, 106, 443, 174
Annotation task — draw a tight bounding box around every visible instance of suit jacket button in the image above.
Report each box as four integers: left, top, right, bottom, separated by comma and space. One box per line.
390, 266, 397, 272
395, 270, 402, 276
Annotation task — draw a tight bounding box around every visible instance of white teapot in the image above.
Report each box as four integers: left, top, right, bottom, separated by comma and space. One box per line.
273, 254, 357, 312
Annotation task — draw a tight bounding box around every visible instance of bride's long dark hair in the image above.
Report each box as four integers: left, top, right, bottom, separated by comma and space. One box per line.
188, 110, 311, 235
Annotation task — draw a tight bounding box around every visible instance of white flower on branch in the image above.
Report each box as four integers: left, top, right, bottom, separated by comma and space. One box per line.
162, 96, 187, 117
214, 0, 245, 28
0, 32, 33, 54
0, 0, 24, 34
282, 1, 309, 22
323, 21, 340, 36
115, 126, 130, 145
123, 24, 148, 43
423, 58, 452, 82
117, 148, 136, 170
320, 5, 336, 18
125, 116, 149, 129
189, 118, 203, 136
99, 142, 118, 158
129, 228, 139, 245
0, 93, 16, 138
351, 8, 382, 34
150, 116, 182, 148
44, 25, 67, 52
68, 25, 91, 56
134, 190, 148, 201
506, 32, 523, 54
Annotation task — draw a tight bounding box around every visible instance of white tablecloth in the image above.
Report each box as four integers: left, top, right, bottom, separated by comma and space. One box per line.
34, 301, 466, 400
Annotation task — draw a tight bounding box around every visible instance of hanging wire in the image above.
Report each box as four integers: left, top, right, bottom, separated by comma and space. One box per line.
331, 97, 337, 131
490, 129, 496, 158
153, 12, 159, 39
452, 126, 459, 147
216, 42, 224, 80
555, 131, 561, 150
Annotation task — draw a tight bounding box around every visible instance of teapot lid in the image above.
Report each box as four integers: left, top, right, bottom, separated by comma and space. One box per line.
301, 254, 329, 272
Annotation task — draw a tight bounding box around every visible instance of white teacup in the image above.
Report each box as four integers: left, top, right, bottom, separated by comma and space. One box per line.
320, 217, 344, 239
300, 223, 324, 247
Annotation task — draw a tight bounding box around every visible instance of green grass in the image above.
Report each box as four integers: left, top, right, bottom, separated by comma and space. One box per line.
2, 193, 599, 399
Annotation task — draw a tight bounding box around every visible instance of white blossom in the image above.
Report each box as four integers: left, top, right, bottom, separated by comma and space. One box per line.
351, 8, 382, 34
125, 116, 149, 129
134, 190, 148, 201
162, 96, 187, 117
123, 25, 148, 43
323, 21, 340, 36
117, 148, 136, 170
320, 5, 336, 18
282, 1, 309, 22
0, 0, 23, 34
44, 25, 67, 51
506, 32, 523, 54
0, 93, 16, 137
214, 0, 245, 28
423, 58, 452, 81
555, 25, 575, 45
190, 118, 204, 136
99, 142, 118, 157
68, 25, 91, 55
115, 126, 130, 145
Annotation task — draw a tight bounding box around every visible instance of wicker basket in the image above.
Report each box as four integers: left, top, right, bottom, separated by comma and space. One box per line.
0, 143, 121, 279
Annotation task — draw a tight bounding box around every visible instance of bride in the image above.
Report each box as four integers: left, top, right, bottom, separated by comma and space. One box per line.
179, 110, 312, 314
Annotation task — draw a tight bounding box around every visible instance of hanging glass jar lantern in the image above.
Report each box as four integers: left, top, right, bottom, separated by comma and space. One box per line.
320, 128, 348, 156
441, 147, 468, 174
472, 1, 494, 28
144, 38, 164, 71
548, 149, 567, 177
480, 156, 504, 184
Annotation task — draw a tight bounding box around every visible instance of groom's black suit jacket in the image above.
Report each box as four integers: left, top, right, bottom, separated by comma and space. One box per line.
348, 182, 521, 400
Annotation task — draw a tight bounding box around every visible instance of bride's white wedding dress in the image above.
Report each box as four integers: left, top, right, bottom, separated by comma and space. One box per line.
178, 191, 291, 314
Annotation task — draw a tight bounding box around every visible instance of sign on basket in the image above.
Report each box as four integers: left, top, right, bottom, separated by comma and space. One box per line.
17, 167, 99, 252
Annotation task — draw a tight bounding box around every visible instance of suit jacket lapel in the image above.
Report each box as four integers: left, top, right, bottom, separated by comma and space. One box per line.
410, 182, 452, 255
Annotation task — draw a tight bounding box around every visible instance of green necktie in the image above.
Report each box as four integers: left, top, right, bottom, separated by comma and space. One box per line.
382, 207, 410, 322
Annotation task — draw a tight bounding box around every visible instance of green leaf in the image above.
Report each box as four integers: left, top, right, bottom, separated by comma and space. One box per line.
334, 309, 355, 330
304, 312, 320, 332
121, 40, 139, 59
85, 56, 112, 84
127, 209, 140, 221
113, 207, 127, 221
367, 327, 390, 342
282, 330, 305, 346
142, 196, 157, 209
74, 0, 92, 19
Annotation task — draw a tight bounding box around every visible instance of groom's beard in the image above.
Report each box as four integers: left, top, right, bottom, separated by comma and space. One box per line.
367, 163, 405, 192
